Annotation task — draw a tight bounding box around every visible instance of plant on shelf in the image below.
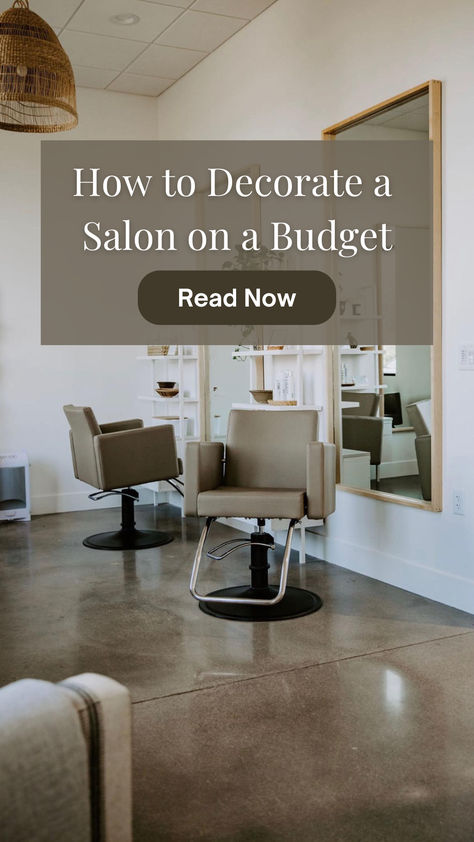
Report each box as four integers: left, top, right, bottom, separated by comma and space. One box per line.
222, 243, 286, 273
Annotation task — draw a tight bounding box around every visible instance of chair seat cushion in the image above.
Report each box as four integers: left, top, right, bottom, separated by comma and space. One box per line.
197, 487, 306, 519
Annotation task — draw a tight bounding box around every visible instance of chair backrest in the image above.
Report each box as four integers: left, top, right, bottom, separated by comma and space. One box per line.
342, 415, 383, 466
342, 391, 380, 417
63, 404, 101, 489
224, 409, 319, 489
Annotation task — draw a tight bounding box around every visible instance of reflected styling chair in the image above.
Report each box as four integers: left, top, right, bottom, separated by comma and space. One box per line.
185, 409, 336, 621
342, 414, 384, 488
64, 405, 182, 550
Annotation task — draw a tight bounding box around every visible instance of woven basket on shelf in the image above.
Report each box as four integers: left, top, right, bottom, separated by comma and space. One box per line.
0, 0, 77, 133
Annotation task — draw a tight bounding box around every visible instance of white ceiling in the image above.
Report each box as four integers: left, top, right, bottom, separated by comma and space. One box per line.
3, 0, 278, 97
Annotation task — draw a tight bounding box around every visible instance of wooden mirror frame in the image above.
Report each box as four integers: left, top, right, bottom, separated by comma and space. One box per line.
322, 80, 442, 511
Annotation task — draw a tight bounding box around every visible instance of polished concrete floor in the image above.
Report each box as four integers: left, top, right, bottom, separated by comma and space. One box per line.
1, 504, 474, 840
373, 474, 424, 500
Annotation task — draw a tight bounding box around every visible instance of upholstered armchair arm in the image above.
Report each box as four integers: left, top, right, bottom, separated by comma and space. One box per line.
415, 434, 431, 501
99, 418, 143, 434
94, 424, 179, 490
60, 673, 132, 842
306, 442, 336, 519
184, 441, 225, 516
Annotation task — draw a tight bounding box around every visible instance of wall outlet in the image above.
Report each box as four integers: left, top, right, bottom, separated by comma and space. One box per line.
459, 345, 474, 370
453, 490, 464, 516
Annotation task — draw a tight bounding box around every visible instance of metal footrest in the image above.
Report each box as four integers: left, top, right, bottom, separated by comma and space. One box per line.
207, 537, 275, 561
190, 518, 296, 607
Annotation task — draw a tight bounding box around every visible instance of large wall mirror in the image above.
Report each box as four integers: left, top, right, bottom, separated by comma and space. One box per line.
322, 81, 442, 511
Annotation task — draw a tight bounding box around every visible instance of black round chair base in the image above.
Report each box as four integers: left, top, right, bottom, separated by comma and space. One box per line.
199, 585, 322, 622
83, 529, 173, 551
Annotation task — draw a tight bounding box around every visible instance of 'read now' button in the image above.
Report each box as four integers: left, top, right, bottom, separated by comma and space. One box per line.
138, 270, 336, 326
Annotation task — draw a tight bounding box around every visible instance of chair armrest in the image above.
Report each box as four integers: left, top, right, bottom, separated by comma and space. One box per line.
94, 424, 179, 490
184, 441, 224, 516
60, 673, 132, 842
415, 434, 431, 501
342, 416, 384, 465
306, 442, 336, 519
99, 418, 143, 434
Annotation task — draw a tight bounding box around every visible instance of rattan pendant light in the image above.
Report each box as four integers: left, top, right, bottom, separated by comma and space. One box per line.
0, 0, 78, 132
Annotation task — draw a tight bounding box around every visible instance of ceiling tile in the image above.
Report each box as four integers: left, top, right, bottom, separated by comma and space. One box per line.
192, 0, 275, 19
138, 0, 194, 6
61, 30, 146, 71
127, 43, 206, 79
67, 0, 181, 43
73, 65, 118, 90
108, 73, 174, 96
158, 10, 246, 51
2, 0, 84, 29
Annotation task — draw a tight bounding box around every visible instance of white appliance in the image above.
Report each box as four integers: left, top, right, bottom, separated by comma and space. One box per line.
0, 451, 31, 522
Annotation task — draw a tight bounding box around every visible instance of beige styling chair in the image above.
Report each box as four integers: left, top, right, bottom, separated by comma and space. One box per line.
342, 390, 383, 487
0, 673, 131, 842
64, 405, 182, 550
342, 415, 384, 487
185, 409, 336, 621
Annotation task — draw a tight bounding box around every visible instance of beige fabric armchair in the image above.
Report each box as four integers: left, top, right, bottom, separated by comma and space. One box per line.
185, 409, 336, 622
64, 405, 182, 550
0, 673, 131, 842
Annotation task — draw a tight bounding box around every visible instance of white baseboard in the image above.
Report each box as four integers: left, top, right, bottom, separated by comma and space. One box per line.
31, 487, 154, 515
305, 531, 474, 615
379, 458, 418, 478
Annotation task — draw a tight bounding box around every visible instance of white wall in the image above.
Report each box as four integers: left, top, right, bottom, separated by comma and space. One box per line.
0, 88, 157, 514
156, 0, 474, 613
208, 346, 250, 438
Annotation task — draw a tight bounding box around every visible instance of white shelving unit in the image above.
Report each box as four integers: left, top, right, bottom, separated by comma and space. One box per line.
339, 347, 385, 395
232, 345, 329, 438
137, 345, 204, 498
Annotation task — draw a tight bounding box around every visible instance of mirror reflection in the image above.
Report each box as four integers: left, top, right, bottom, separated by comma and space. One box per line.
340, 344, 431, 501
335, 92, 432, 502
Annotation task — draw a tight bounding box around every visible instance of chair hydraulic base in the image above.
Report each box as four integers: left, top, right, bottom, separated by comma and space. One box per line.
199, 585, 322, 621
83, 529, 173, 551
191, 517, 323, 622
83, 488, 173, 551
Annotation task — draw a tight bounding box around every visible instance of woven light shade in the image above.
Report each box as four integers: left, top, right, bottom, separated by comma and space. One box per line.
0, 0, 77, 133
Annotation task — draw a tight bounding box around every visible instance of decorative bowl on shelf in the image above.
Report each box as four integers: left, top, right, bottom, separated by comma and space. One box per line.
156, 381, 176, 389
155, 387, 179, 398
250, 389, 273, 404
